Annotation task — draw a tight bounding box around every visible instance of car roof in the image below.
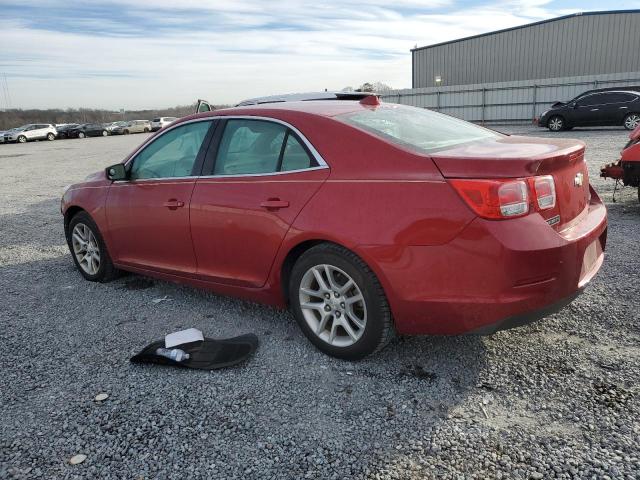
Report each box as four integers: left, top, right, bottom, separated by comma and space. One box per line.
236, 91, 374, 106
188, 99, 383, 123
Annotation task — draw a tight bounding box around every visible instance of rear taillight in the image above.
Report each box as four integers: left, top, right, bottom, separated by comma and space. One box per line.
450, 176, 556, 220
532, 175, 556, 210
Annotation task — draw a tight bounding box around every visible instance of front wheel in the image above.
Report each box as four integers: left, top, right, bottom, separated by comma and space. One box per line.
78, 132, 86, 139
289, 244, 394, 360
548, 116, 565, 132
102, 130, 108, 136
46, 133, 55, 141
67, 212, 119, 282
17, 135, 27, 143
624, 113, 640, 131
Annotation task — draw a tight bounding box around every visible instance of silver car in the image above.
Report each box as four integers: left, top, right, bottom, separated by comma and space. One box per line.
4, 124, 57, 143
150, 117, 177, 132
111, 120, 151, 135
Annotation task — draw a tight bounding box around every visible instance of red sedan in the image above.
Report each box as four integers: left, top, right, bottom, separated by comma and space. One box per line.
61, 97, 607, 359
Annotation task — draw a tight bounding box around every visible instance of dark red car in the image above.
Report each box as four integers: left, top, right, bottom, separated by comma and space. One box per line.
61, 98, 607, 359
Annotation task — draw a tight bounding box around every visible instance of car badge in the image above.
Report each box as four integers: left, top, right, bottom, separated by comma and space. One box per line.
574, 172, 584, 187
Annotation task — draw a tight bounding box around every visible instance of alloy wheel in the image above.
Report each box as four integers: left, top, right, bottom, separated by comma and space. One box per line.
298, 264, 367, 347
549, 117, 563, 131
624, 114, 640, 130
71, 223, 101, 275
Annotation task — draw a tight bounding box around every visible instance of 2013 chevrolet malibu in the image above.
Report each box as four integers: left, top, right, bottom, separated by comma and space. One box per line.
61, 97, 607, 359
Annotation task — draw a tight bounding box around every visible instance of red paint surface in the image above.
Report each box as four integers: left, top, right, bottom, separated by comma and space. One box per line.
62, 101, 607, 335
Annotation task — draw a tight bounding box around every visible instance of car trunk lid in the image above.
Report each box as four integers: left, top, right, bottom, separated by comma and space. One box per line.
432, 135, 589, 229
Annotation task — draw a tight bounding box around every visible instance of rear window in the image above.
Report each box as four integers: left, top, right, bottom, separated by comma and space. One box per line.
336, 105, 499, 154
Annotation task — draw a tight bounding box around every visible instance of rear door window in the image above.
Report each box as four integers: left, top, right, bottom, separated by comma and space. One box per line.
213, 119, 316, 175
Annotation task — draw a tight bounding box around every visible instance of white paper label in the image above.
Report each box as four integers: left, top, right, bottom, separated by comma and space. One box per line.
165, 328, 204, 348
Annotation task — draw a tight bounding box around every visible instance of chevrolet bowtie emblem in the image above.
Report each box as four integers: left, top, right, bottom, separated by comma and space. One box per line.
574, 172, 584, 187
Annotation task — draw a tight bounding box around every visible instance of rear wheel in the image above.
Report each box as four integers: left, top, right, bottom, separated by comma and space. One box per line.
289, 243, 394, 360
548, 116, 565, 132
17, 135, 27, 143
624, 113, 640, 131
143, 127, 149, 133
46, 133, 55, 141
78, 132, 86, 139
102, 130, 108, 136
67, 211, 119, 282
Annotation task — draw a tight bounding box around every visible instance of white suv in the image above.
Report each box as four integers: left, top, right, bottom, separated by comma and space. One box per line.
150, 117, 177, 132
4, 124, 57, 143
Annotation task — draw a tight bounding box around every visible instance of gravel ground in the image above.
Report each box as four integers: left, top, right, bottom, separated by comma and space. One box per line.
1, 126, 638, 479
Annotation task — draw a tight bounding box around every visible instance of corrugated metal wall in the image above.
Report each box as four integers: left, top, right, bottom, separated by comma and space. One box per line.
412, 11, 640, 88
380, 71, 640, 123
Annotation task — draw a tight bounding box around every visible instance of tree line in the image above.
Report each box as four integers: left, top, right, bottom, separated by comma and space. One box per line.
0, 103, 228, 130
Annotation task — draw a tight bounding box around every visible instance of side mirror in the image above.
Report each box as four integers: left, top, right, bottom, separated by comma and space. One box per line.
106, 163, 127, 181
571, 102, 578, 109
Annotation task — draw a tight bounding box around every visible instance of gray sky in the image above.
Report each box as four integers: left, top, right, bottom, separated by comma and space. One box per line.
0, 0, 636, 110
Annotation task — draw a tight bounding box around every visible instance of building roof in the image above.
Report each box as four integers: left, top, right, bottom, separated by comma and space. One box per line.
411, 9, 640, 52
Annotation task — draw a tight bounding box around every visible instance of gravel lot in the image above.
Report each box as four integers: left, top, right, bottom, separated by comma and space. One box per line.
1, 126, 638, 479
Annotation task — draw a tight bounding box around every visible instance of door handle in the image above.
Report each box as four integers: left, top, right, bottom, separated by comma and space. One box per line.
163, 199, 185, 210
590, 108, 599, 111
620, 106, 628, 109
260, 198, 289, 210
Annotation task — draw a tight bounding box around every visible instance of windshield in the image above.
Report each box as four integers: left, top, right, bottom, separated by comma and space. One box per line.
336, 105, 500, 154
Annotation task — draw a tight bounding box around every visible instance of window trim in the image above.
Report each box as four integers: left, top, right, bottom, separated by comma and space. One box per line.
121, 118, 218, 182
202, 116, 328, 178
120, 115, 328, 182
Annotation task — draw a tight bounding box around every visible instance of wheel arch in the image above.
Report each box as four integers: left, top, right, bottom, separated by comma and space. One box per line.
63, 205, 86, 236
278, 238, 394, 313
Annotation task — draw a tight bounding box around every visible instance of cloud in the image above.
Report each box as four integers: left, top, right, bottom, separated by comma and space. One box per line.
0, 0, 608, 109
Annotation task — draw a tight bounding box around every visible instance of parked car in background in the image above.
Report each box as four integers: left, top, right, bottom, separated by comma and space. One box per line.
106, 121, 127, 133
67, 123, 109, 139
3, 124, 57, 143
56, 124, 80, 139
539, 90, 640, 131
0, 128, 12, 144
61, 96, 606, 359
150, 117, 178, 132
111, 120, 151, 135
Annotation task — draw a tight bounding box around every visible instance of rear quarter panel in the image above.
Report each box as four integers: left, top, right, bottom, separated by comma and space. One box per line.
270, 115, 475, 307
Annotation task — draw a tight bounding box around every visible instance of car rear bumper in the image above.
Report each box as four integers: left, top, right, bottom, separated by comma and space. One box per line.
360, 186, 607, 335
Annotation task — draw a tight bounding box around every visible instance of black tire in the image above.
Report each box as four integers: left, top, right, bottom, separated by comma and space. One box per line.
124, 129, 130, 135
46, 133, 55, 141
623, 113, 640, 131
289, 243, 394, 360
547, 115, 565, 132
17, 135, 27, 143
143, 127, 149, 133
67, 211, 120, 282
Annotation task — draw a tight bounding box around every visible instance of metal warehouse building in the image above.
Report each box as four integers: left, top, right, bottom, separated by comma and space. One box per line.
383, 10, 640, 122
411, 10, 640, 88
